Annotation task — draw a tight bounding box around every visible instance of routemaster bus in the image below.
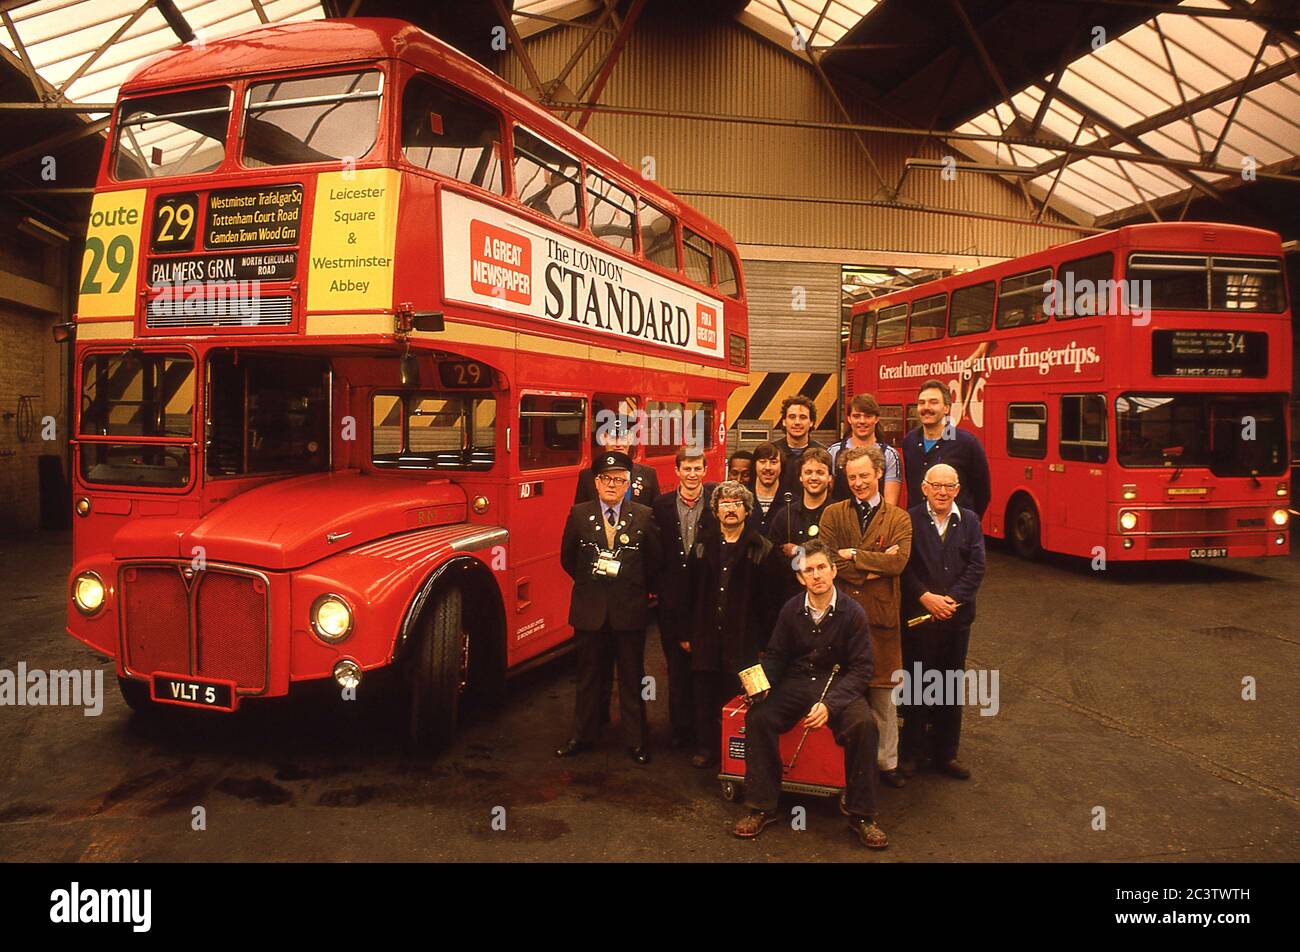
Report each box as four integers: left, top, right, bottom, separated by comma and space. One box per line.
845, 222, 1290, 562
63, 18, 749, 749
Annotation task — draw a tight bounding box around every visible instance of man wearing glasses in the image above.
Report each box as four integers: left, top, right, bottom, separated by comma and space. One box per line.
557, 452, 663, 765
900, 463, 986, 780
682, 481, 784, 768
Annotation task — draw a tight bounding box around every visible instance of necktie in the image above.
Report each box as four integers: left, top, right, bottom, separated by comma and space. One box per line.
604, 507, 617, 548
606, 507, 616, 526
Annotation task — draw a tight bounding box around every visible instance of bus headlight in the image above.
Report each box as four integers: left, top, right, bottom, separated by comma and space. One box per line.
72, 572, 106, 615
1121, 484, 1137, 501
1119, 511, 1138, 532
1277, 482, 1289, 497
311, 594, 354, 642
1270, 509, 1288, 528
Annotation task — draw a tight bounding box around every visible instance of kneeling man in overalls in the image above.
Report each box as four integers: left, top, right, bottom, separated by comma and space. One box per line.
732, 538, 887, 849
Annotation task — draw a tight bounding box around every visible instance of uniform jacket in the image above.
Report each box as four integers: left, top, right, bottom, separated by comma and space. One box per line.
685, 522, 786, 674
761, 590, 873, 717
574, 462, 660, 507
651, 483, 717, 615
560, 499, 663, 631
902, 503, 986, 626
900, 423, 990, 516
817, 498, 912, 688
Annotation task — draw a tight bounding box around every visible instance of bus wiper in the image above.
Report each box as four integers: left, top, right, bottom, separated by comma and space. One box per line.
1162, 445, 1184, 482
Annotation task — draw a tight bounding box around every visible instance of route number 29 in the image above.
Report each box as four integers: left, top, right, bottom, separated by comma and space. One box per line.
80, 235, 135, 294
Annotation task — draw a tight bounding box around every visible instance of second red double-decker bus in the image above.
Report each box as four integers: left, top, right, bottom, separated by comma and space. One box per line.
845, 222, 1291, 563
65, 19, 749, 749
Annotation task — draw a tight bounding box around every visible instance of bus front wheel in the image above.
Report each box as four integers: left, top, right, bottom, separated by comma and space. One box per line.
118, 676, 151, 712
1007, 497, 1042, 560
407, 586, 465, 753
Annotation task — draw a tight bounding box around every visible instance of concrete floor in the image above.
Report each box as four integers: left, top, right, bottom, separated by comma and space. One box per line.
0, 532, 1296, 862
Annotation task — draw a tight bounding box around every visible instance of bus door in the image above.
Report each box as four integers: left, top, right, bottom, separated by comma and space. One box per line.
1049, 393, 1110, 548
508, 392, 589, 652
998, 399, 1050, 537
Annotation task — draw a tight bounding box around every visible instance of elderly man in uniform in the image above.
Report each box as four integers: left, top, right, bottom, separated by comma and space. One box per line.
575, 415, 660, 507
732, 539, 887, 849
556, 451, 663, 765
683, 481, 785, 768
900, 462, 986, 780
817, 445, 912, 788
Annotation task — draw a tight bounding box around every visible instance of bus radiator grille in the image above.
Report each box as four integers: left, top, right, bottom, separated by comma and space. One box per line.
120, 565, 269, 694
122, 567, 190, 679
195, 572, 268, 693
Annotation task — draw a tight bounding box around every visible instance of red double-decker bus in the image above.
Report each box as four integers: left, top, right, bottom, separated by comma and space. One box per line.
64, 19, 749, 749
845, 222, 1291, 563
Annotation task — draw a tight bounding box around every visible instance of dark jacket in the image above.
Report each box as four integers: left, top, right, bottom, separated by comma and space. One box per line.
765, 496, 832, 606
748, 487, 785, 536
574, 461, 660, 507
761, 589, 873, 717
902, 503, 986, 626
685, 522, 786, 674
900, 423, 990, 516
651, 483, 718, 615
771, 436, 826, 499
560, 499, 663, 631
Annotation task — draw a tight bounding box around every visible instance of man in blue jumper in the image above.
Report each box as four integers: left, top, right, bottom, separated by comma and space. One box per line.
901, 379, 990, 516
900, 463, 986, 780
732, 539, 887, 849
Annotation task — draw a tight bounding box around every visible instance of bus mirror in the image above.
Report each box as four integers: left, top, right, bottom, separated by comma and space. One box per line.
400, 350, 420, 387
412, 312, 444, 333
52, 322, 75, 343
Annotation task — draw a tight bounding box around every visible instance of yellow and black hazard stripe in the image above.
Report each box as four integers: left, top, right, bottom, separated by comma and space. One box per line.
727, 371, 840, 434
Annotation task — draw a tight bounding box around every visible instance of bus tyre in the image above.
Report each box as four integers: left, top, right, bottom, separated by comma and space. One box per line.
1008, 497, 1042, 560
407, 586, 464, 753
117, 676, 158, 716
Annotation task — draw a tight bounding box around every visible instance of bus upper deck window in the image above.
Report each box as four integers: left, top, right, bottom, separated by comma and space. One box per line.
242, 71, 382, 169
682, 227, 713, 287
402, 76, 503, 194
585, 170, 636, 253
114, 87, 231, 181
639, 200, 678, 271
513, 127, 581, 227
716, 248, 741, 299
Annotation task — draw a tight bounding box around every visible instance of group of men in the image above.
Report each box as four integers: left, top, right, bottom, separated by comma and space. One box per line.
556, 379, 990, 850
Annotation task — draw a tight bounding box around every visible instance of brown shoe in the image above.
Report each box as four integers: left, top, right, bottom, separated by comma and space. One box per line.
938, 759, 970, 780
732, 811, 779, 839
850, 817, 888, 849
879, 768, 907, 788
897, 758, 917, 777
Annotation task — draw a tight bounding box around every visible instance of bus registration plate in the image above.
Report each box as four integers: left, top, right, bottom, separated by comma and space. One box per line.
1189, 547, 1228, 559
151, 673, 237, 711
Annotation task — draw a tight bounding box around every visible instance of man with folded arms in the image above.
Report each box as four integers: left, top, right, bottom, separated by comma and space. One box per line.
900, 463, 986, 780
817, 445, 912, 788
732, 539, 887, 850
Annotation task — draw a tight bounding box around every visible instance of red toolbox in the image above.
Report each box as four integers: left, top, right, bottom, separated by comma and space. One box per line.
718, 694, 845, 803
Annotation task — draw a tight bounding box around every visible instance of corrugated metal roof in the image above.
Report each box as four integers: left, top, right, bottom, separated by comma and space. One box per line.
953, 0, 1300, 221
0, 0, 324, 106
740, 0, 880, 47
